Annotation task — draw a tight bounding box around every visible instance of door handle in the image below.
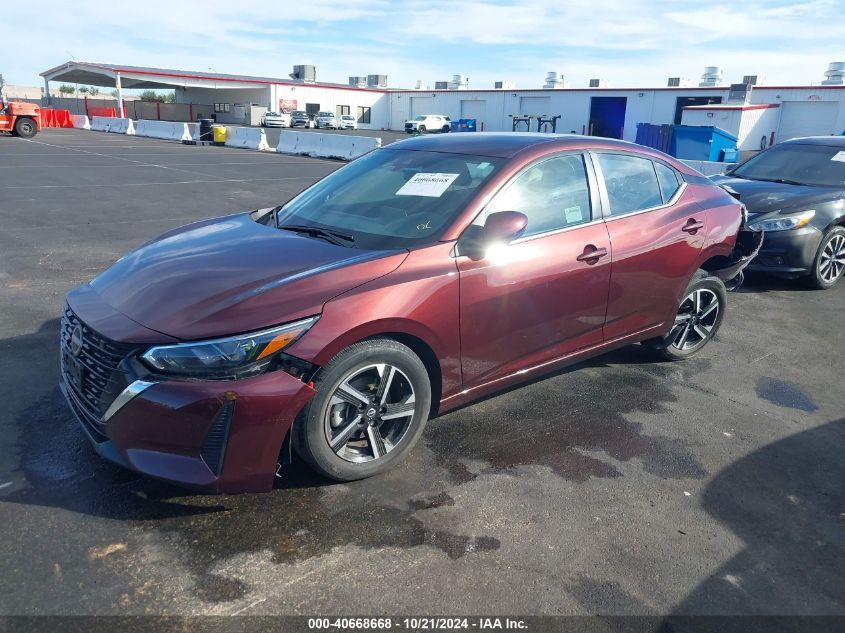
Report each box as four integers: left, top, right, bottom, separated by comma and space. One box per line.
576, 245, 609, 263
682, 219, 705, 234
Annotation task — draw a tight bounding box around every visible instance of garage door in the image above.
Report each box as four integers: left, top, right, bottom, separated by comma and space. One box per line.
520, 96, 551, 115
460, 100, 486, 129
777, 101, 839, 141
410, 97, 435, 118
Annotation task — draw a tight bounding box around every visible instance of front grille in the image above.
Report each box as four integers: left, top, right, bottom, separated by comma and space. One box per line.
60, 305, 138, 440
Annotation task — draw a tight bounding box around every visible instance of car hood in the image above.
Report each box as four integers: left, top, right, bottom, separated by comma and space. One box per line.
89, 212, 407, 340
711, 175, 843, 219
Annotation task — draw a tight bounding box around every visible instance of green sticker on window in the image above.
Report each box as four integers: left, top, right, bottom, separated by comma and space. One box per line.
565, 206, 583, 223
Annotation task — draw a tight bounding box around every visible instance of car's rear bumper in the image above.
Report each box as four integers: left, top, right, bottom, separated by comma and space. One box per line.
747, 226, 823, 278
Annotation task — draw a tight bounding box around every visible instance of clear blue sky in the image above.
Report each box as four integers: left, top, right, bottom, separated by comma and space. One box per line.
4, 0, 843, 89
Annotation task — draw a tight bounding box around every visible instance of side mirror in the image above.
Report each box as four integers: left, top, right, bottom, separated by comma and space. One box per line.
484, 211, 528, 244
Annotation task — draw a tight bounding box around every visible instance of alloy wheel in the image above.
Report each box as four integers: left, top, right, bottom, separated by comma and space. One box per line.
324, 363, 417, 463
668, 288, 720, 351
819, 234, 845, 284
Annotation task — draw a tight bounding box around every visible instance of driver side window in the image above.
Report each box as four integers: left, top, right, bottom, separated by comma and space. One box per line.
481, 154, 592, 238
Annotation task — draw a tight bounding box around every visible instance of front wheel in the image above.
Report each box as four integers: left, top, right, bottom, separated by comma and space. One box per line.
804, 226, 845, 289
442, 125, 450, 133
643, 271, 727, 361
417, 125, 426, 134
14, 117, 37, 138
293, 339, 432, 481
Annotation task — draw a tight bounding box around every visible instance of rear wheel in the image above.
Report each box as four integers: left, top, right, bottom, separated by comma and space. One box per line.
804, 227, 845, 289
14, 117, 37, 139
643, 271, 727, 361
293, 339, 432, 481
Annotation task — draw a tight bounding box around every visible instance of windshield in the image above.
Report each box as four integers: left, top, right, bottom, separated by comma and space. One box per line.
266, 112, 279, 116
292, 111, 306, 116
276, 149, 505, 250
732, 143, 845, 188
318, 112, 334, 117
342, 115, 354, 120
414, 116, 427, 121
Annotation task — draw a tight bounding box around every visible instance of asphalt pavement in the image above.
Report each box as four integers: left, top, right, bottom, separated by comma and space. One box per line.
0, 129, 842, 620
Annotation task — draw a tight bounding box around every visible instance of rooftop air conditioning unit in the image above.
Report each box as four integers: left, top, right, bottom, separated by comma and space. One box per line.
742, 74, 764, 86
589, 79, 610, 88
727, 83, 752, 103
348, 76, 367, 88
494, 81, 515, 89
434, 81, 448, 90
667, 77, 690, 87
291, 65, 316, 82
367, 74, 387, 88
822, 61, 845, 85
544, 72, 568, 89
699, 66, 723, 87
450, 74, 469, 89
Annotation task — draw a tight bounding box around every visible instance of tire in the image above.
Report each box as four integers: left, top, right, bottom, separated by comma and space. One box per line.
418, 125, 426, 134
803, 226, 845, 290
14, 117, 37, 139
293, 338, 432, 481
643, 270, 727, 361
442, 125, 450, 133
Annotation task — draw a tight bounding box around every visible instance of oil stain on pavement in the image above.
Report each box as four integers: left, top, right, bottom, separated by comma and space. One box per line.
755, 377, 818, 412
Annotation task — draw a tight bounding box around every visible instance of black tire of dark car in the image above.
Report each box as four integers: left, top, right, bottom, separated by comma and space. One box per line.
804, 226, 845, 290
643, 270, 727, 361
14, 117, 37, 138
293, 338, 432, 481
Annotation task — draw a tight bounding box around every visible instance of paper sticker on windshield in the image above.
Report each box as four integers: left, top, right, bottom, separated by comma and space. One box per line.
831, 151, 845, 163
565, 205, 583, 223
396, 173, 459, 197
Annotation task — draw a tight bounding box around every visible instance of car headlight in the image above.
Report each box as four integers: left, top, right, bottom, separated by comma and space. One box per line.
141, 316, 318, 379
747, 210, 815, 232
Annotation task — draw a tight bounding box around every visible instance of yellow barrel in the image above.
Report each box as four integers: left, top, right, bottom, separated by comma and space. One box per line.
212, 125, 227, 145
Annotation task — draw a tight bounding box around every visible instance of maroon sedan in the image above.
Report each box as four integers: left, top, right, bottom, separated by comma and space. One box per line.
60, 133, 750, 493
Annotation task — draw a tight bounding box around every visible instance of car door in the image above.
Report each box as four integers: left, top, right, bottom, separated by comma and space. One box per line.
456, 152, 612, 387
593, 152, 706, 340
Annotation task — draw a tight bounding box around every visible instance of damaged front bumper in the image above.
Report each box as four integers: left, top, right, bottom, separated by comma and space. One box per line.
708, 229, 764, 290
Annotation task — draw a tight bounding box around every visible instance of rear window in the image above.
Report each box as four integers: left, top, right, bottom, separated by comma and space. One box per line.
597, 153, 663, 216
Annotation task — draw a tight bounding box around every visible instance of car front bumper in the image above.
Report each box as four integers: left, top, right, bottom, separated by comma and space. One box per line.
61, 288, 317, 494
746, 225, 823, 278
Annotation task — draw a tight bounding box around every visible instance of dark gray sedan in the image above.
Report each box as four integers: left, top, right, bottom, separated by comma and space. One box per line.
713, 136, 845, 289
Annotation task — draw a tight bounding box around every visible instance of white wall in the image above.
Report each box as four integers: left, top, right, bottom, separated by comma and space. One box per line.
271, 84, 386, 129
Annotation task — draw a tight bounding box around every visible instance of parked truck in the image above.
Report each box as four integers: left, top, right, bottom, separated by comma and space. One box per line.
0, 75, 40, 138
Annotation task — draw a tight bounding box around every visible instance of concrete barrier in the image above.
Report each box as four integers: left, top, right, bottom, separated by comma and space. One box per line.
91, 116, 135, 135
225, 126, 270, 150
186, 122, 200, 141
681, 159, 730, 177
70, 115, 91, 130
276, 131, 381, 160
135, 119, 193, 141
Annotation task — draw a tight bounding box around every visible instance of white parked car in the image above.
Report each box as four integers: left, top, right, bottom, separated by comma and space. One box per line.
338, 114, 358, 130
261, 111, 291, 127
404, 114, 451, 134
315, 111, 339, 129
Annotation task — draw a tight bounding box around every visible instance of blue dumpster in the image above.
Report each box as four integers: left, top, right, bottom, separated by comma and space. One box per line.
450, 118, 477, 132
635, 123, 673, 154
670, 125, 738, 162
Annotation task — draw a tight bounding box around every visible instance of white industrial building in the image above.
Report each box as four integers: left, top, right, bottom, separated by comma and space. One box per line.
40, 61, 845, 145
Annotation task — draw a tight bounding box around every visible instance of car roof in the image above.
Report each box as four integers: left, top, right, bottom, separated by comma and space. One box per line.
781, 136, 845, 148
388, 132, 642, 159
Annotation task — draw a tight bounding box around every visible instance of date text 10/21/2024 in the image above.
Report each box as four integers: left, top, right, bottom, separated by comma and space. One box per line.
307, 618, 529, 630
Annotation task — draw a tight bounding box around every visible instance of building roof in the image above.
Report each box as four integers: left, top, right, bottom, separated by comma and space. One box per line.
40, 61, 387, 93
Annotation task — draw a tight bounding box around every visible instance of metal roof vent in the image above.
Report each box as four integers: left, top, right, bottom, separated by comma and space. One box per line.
699, 66, 723, 87
544, 72, 568, 89
822, 61, 845, 85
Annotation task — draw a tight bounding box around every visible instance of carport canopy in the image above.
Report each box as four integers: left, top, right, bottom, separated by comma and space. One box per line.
40, 61, 277, 117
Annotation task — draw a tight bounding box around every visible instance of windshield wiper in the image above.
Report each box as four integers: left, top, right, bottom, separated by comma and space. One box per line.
739, 176, 808, 186
277, 224, 355, 247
